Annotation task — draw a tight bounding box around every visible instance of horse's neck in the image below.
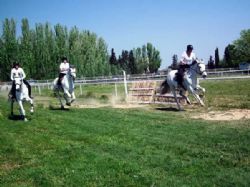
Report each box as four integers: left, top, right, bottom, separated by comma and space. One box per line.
21, 83, 28, 93
186, 64, 198, 87
63, 73, 74, 89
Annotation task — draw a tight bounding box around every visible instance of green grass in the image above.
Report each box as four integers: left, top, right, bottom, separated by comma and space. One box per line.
201, 79, 250, 109
0, 100, 250, 186
31, 79, 250, 109
0, 79, 250, 186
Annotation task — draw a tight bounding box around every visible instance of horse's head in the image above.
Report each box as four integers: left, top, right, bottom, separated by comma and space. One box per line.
14, 77, 23, 91
192, 59, 207, 78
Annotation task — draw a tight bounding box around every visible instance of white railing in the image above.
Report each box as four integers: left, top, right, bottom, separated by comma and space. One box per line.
1, 69, 250, 93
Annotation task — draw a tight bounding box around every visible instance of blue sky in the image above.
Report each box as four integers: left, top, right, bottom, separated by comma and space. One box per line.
0, 0, 250, 68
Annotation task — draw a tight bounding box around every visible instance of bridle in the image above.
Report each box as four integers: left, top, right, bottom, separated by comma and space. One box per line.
189, 61, 206, 75
14, 78, 23, 90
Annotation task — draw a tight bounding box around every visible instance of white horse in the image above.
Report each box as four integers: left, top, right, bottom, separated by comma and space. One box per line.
159, 59, 207, 110
10, 77, 34, 121
53, 67, 76, 109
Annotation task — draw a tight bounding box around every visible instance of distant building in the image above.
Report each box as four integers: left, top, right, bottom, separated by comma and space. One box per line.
239, 62, 250, 70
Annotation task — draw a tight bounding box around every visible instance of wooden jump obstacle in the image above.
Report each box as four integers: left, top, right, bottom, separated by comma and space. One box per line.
128, 80, 186, 105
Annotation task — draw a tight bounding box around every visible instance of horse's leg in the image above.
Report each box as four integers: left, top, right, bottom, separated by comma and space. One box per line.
186, 86, 205, 106
28, 98, 34, 114
63, 87, 71, 105
18, 100, 28, 121
180, 90, 191, 105
64, 93, 71, 106
71, 91, 76, 103
11, 100, 14, 116
195, 85, 206, 100
63, 87, 71, 98
57, 90, 64, 109
171, 87, 182, 111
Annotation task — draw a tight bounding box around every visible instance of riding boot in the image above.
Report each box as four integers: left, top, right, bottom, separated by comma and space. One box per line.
28, 87, 33, 99
57, 78, 62, 86
9, 81, 16, 99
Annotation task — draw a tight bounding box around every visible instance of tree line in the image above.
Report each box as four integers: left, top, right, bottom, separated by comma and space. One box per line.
208, 29, 250, 69
110, 43, 162, 74
0, 18, 162, 81
169, 29, 250, 70
0, 18, 122, 81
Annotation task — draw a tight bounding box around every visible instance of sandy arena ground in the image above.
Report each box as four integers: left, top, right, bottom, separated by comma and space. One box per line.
191, 109, 250, 121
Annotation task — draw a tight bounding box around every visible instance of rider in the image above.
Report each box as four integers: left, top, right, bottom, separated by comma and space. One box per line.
9, 62, 32, 99
58, 57, 70, 85
176, 44, 196, 89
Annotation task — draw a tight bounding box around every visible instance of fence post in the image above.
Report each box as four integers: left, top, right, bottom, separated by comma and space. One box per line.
47, 80, 50, 89
80, 84, 83, 95
114, 78, 118, 97
123, 70, 128, 97
38, 85, 41, 95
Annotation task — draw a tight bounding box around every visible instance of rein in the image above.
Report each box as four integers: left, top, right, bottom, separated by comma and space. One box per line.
189, 62, 205, 75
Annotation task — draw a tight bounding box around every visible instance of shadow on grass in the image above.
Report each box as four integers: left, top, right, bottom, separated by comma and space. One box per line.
155, 107, 181, 112
8, 114, 24, 121
49, 105, 70, 111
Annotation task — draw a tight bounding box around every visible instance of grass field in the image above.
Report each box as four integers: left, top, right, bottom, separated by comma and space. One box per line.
0, 79, 250, 186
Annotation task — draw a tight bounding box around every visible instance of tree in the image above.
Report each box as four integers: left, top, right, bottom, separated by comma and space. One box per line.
133, 47, 145, 74
1, 18, 18, 80
215, 47, 220, 68
147, 43, 161, 73
118, 50, 130, 73
207, 55, 215, 69
128, 50, 137, 74
96, 37, 109, 76
44, 22, 56, 78
19, 18, 35, 78
54, 24, 69, 63
171, 54, 178, 69
233, 29, 250, 63
141, 44, 149, 73
223, 44, 238, 68
109, 48, 117, 65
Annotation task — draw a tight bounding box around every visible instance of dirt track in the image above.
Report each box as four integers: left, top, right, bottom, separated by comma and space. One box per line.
191, 109, 250, 121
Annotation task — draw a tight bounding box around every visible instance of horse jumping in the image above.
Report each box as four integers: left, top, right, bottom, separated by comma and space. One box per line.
159, 59, 207, 110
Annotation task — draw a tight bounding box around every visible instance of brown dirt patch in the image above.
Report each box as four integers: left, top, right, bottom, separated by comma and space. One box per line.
192, 109, 250, 121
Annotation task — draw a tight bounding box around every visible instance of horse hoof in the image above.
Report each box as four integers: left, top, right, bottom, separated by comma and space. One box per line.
61, 106, 65, 110
71, 99, 75, 103
66, 103, 71, 106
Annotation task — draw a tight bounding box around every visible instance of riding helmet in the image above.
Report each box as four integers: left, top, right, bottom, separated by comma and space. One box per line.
187, 45, 193, 51
61, 56, 68, 62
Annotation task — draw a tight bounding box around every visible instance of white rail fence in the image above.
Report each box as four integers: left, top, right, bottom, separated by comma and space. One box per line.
1, 69, 250, 95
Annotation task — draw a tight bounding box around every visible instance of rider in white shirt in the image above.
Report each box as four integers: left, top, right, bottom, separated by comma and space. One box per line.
176, 45, 196, 88
9, 63, 32, 99
58, 57, 70, 85
180, 45, 196, 66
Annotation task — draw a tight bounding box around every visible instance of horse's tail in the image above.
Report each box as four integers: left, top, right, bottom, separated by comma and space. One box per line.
159, 79, 170, 94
